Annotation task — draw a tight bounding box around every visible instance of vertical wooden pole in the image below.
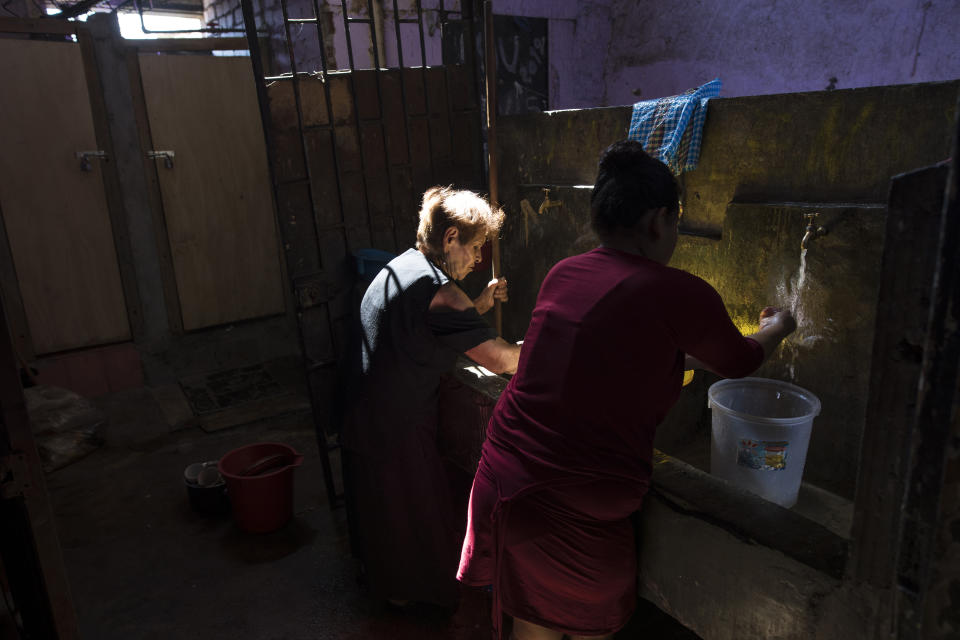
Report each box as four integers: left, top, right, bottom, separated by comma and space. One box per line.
483, 0, 502, 334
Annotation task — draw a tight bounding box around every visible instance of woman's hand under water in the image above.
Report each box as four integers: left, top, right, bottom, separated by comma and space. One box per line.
758, 306, 797, 337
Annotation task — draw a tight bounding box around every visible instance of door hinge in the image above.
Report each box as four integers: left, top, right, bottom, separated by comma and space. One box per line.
0, 452, 30, 499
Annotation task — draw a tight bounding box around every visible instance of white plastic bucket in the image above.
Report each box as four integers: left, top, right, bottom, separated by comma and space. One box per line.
708, 377, 821, 508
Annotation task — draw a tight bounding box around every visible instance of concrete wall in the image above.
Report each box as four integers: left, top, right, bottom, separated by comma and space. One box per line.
202, 0, 960, 106
495, 81, 959, 500
600, 0, 960, 104
499, 0, 960, 105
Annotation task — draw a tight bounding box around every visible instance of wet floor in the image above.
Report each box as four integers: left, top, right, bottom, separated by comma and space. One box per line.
36, 375, 698, 639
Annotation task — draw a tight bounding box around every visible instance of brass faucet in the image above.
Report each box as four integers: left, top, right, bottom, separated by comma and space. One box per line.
538, 188, 563, 215
801, 212, 827, 249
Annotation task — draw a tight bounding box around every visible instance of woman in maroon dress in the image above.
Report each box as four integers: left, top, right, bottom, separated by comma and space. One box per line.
457, 141, 797, 639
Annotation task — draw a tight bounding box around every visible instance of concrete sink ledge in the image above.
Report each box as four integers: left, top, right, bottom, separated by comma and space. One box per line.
648, 451, 848, 579
442, 358, 871, 638
445, 357, 848, 578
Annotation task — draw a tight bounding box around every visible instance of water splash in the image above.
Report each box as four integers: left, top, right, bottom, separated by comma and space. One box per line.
776, 248, 826, 382
777, 248, 808, 328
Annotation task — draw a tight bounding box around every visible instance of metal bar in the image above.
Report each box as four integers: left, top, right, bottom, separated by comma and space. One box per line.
364, 0, 402, 251
277, 0, 316, 225
463, 0, 486, 197
287, 18, 317, 23
438, 0, 458, 180
125, 36, 250, 51
263, 71, 322, 80
392, 0, 418, 235
58, 0, 102, 19
241, 0, 280, 208
281, 0, 346, 511
301, 0, 357, 507
338, 0, 377, 246
414, 0, 436, 183
279, 0, 342, 509
0, 201, 34, 361
440, 29, 458, 186
483, 0, 501, 334
133, 0, 244, 35
440, 69, 456, 164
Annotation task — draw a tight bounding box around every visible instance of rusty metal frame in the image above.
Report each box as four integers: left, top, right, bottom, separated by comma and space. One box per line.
339, 0, 399, 249
240, 0, 482, 509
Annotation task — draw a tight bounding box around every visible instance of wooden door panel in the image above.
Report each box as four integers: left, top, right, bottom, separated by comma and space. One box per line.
0, 39, 130, 354
139, 54, 284, 331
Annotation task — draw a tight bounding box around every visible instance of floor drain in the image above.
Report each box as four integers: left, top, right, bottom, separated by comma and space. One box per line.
179, 365, 285, 416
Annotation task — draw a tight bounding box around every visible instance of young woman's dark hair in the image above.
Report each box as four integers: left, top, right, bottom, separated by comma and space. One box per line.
590, 140, 680, 237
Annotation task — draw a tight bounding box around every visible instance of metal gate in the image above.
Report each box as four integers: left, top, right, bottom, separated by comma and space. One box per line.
238, 0, 486, 506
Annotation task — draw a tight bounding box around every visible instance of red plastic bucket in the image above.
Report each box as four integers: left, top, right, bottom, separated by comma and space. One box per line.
218, 442, 304, 533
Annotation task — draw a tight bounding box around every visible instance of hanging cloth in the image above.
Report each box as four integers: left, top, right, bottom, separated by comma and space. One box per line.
627, 78, 721, 175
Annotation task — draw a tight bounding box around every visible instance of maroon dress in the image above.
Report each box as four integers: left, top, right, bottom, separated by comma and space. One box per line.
458, 247, 763, 636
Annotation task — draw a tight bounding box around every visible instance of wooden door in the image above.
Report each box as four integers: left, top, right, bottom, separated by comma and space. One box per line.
0, 39, 130, 355
138, 54, 284, 331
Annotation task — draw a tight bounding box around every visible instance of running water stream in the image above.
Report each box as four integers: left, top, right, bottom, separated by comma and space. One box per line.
776, 247, 825, 382
779, 248, 808, 319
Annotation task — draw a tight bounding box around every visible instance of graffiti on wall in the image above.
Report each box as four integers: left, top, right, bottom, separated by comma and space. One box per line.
494, 15, 548, 115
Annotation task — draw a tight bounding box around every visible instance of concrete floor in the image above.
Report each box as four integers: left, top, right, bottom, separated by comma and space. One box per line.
26, 364, 699, 640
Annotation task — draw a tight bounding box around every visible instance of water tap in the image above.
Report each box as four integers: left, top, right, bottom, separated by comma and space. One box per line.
801, 212, 827, 249
538, 188, 563, 215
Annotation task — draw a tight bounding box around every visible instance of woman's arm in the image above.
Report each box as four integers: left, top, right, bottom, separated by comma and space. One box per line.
430, 282, 521, 374
684, 307, 796, 375
466, 338, 521, 375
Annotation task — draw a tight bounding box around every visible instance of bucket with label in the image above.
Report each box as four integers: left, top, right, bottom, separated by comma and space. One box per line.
708, 377, 821, 508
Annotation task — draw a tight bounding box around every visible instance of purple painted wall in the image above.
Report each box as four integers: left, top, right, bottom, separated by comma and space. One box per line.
599, 0, 960, 103
499, 0, 960, 106
204, 0, 960, 103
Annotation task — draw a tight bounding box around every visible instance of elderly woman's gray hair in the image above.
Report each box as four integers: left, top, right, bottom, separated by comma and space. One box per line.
415, 186, 504, 258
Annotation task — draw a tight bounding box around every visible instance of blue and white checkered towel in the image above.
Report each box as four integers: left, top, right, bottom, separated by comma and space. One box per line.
627, 78, 721, 175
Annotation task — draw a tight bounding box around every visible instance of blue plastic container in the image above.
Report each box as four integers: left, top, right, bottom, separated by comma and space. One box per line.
353, 248, 396, 279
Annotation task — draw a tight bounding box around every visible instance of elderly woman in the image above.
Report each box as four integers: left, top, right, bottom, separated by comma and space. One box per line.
342, 186, 521, 610
457, 141, 797, 639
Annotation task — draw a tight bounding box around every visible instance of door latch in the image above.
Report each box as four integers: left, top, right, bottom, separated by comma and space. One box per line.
76, 150, 108, 172
0, 452, 29, 499
147, 150, 175, 170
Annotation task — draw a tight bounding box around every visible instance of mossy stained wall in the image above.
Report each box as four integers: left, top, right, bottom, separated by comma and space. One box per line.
497, 81, 959, 500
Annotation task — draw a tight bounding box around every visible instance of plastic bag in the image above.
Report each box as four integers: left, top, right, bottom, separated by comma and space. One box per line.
25, 385, 105, 472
